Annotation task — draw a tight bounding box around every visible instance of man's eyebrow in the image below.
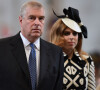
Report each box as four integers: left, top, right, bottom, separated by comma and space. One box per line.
39, 16, 45, 18
28, 15, 35, 17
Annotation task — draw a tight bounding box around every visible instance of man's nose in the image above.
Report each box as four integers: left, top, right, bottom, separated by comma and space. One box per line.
34, 18, 40, 25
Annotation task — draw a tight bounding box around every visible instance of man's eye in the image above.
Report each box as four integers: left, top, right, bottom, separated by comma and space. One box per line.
63, 32, 70, 36
39, 17, 44, 21
29, 16, 35, 20
73, 32, 78, 36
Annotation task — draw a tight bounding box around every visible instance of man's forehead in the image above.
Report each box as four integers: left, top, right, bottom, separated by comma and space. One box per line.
26, 6, 44, 13
28, 15, 45, 18
26, 6, 44, 11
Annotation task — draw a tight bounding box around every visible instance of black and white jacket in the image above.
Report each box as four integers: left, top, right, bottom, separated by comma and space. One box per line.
63, 50, 96, 90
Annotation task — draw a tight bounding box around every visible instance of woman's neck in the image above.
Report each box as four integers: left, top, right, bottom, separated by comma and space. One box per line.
63, 49, 74, 59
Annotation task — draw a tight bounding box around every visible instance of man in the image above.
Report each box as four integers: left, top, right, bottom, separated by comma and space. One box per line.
0, 1, 64, 90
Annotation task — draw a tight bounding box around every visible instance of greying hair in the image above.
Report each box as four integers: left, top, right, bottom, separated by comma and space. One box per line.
20, 1, 43, 18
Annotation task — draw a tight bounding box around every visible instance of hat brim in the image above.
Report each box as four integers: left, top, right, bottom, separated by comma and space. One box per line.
62, 18, 81, 33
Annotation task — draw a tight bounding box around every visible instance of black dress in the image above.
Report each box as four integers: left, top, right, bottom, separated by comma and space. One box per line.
63, 51, 96, 90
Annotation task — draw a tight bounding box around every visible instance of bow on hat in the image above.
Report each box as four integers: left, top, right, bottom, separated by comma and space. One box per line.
53, 7, 88, 38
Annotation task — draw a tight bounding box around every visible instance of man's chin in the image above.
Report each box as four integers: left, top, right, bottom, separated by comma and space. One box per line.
31, 33, 41, 38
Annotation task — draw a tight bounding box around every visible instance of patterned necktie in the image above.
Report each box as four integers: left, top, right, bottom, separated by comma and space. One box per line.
29, 43, 37, 90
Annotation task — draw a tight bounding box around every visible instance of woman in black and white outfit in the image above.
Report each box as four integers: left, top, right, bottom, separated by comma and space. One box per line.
50, 7, 96, 90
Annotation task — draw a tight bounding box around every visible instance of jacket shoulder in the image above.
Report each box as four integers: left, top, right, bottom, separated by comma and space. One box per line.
0, 36, 13, 45
40, 39, 62, 50
0, 32, 20, 45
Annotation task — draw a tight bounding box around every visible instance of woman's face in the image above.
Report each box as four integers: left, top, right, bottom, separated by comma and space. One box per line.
63, 27, 78, 50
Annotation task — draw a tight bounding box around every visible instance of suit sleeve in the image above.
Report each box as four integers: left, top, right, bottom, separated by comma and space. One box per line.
54, 48, 64, 90
87, 56, 96, 90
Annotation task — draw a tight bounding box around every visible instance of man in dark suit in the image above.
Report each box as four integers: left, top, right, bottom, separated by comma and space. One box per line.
0, 1, 64, 90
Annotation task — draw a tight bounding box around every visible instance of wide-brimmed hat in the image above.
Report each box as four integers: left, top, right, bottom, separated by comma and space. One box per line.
53, 7, 88, 38
62, 18, 81, 33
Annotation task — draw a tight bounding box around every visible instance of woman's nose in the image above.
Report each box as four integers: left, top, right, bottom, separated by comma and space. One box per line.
69, 33, 74, 40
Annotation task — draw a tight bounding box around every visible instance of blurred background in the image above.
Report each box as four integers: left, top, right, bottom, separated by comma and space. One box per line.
0, 0, 100, 87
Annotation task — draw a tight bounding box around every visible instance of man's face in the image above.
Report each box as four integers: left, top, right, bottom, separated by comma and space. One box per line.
19, 6, 45, 42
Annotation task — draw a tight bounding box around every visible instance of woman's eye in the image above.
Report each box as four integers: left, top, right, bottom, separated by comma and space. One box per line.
64, 32, 70, 36
73, 32, 78, 36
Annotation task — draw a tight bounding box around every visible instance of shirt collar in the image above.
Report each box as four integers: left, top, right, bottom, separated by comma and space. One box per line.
20, 32, 40, 51
63, 52, 67, 56
34, 38, 40, 51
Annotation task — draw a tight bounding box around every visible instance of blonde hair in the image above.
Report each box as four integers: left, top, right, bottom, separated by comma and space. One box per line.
20, 1, 43, 18
50, 19, 88, 60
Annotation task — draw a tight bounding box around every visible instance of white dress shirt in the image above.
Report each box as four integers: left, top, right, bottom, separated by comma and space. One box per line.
20, 32, 40, 85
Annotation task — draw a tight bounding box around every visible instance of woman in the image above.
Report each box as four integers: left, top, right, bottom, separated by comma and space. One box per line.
50, 7, 96, 90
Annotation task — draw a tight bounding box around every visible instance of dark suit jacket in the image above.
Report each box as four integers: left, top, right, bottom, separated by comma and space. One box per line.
0, 32, 64, 90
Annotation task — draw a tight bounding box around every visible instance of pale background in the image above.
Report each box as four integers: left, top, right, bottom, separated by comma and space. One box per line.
0, 0, 100, 86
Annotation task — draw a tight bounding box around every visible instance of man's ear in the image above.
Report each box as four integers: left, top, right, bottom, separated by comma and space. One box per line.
19, 16, 23, 26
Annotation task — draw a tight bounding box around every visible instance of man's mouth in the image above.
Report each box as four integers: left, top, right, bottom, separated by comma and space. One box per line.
32, 29, 40, 31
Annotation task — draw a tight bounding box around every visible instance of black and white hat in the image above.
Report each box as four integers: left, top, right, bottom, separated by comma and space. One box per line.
53, 7, 88, 38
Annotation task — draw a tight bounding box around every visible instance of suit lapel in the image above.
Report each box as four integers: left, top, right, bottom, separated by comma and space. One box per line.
10, 33, 30, 79
38, 39, 50, 85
